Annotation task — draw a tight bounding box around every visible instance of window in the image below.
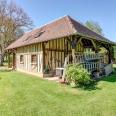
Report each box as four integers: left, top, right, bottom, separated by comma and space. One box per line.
23, 35, 32, 42
34, 31, 45, 38
31, 55, 37, 63
20, 55, 24, 63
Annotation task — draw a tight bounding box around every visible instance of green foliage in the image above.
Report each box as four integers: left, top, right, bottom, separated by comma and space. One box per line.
85, 20, 104, 36
113, 45, 116, 63
99, 47, 107, 53
65, 63, 91, 85
114, 50, 116, 60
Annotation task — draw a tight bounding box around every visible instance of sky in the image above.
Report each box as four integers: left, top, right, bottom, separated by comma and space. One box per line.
13, 0, 116, 42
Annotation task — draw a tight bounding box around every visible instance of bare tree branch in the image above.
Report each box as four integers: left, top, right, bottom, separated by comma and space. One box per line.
0, 0, 34, 48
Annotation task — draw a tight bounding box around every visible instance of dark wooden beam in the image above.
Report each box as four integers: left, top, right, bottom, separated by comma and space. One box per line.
12, 52, 15, 69
101, 43, 112, 63
45, 48, 71, 52
67, 36, 83, 48
76, 37, 83, 46
8, 49, 10, 68
108, 45, 112, 63
91, 40, 101, 53
42, 42, 45, 71
83, 46, 93, 48
101, 44, 109, 50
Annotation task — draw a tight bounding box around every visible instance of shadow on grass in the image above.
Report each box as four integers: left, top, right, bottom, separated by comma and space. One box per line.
73, 79, 101, 91
114, 67, 116, 71
99, 72, 116, 83
73, 66, 116, 91
73, 71, 116, 91
0, 69, 13, 72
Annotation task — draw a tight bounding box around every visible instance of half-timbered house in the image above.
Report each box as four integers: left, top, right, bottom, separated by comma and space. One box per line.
6, 15, 115, 77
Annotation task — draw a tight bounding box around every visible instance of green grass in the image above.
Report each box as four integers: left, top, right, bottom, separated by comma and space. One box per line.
0, 66, 116, 116
3, 61, 8, 66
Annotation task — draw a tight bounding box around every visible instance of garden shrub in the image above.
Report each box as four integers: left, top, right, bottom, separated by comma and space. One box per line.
65, 63, 91, 85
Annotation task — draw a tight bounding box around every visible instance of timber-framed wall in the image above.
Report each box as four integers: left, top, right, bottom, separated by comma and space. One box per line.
14, 35, 83, 77
16, 43, 43, 77
43, 36, 83, 71
9, 34, 113, 77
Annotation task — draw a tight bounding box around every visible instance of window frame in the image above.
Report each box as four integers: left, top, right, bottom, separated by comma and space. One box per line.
20, 55, 24, 63
31, 54, 37, 64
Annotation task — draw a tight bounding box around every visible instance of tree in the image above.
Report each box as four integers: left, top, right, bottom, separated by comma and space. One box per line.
80, 20, 105, 53
15, 27, 24, 39
0, 0, 34, 65
85, 20, 104, 36
113, 43, 116, 63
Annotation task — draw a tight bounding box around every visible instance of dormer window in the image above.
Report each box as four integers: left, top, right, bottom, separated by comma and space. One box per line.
23, 35, 32, 42
35, 31, 45, 38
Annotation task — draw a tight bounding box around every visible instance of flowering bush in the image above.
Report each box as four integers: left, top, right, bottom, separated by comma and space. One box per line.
65, 63, 91, 85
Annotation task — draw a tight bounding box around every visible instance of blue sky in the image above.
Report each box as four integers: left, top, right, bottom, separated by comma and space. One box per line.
14, 0, 116, 42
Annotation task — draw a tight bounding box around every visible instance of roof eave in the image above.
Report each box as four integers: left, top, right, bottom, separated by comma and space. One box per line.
6, 32, 115, 50
6, 33, 77, 50
76, 32, 115, 45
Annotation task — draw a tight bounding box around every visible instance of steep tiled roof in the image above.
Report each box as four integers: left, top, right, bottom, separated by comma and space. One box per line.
6, 15, 114, 49
69, 16, 113, 43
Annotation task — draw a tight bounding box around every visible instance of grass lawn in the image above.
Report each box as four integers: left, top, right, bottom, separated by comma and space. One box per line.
0, 65, 116, 116
3, 61, 8, 67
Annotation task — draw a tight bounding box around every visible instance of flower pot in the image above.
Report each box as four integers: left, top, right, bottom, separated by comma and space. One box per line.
93, 72, 99, 78
59, 81, 64, 84
59, 79, 64, 84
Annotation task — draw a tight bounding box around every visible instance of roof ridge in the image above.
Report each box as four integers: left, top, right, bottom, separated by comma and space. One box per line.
80, 22, 110, 41
66, 15, 77, 33
67, 16, 113, 43
79, 21, 104, 37
70, 17, 107, 39
25, 15, 69, 34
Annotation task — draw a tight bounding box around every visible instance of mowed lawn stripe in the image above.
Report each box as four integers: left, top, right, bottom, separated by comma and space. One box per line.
0, 66, 116, 116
